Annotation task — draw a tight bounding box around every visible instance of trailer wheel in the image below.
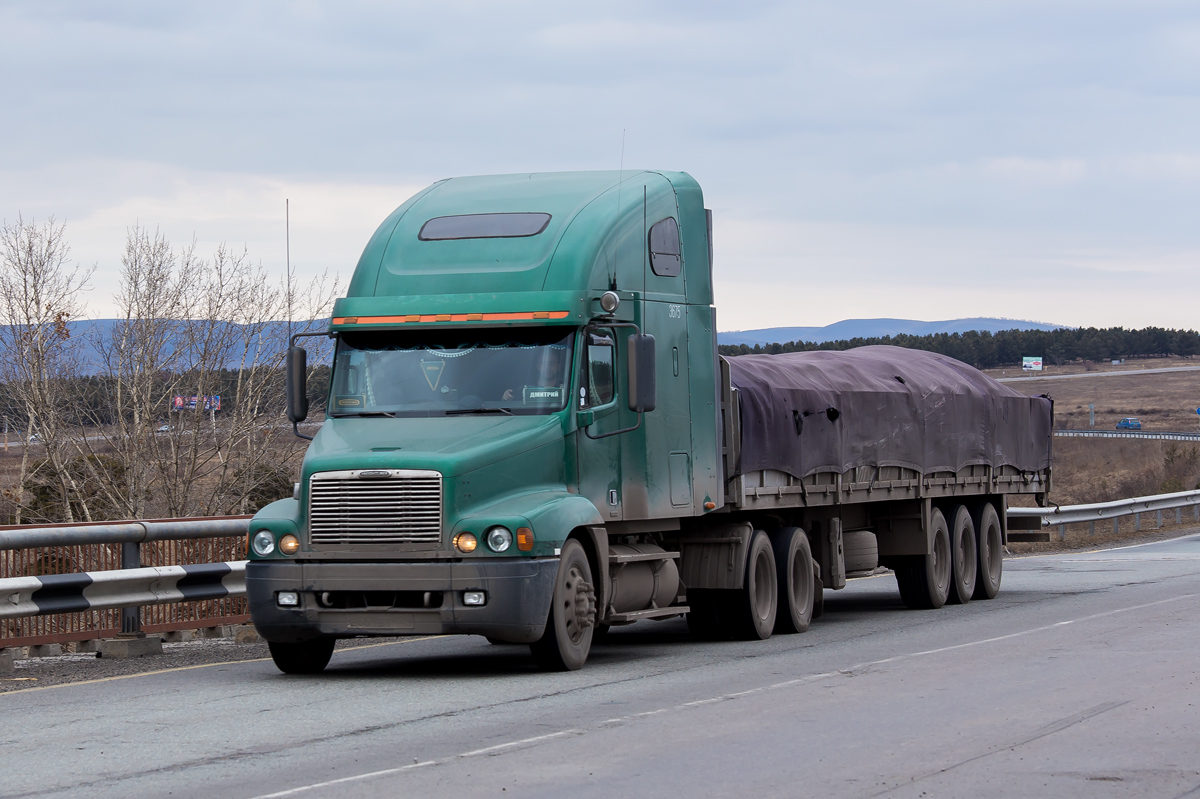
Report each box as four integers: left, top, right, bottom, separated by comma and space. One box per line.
268, 639, 335, 674
947, 505, 978, 605
972, 502, 1003, 600
530, 539, 596, 671
770, 527, 814, 634
732, 530, 777, 639
894, 508, 951, 609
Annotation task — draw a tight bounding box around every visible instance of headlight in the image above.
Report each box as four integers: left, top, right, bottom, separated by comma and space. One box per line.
279, 534, 300, 555
251, 530, 276, 557
454, 532, 478, 553
486, 526, 513, 553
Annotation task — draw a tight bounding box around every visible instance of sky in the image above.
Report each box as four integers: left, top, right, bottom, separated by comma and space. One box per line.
1, 1, 1198, 331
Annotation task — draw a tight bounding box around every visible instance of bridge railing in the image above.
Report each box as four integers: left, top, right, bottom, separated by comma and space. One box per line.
0, 517, 250, 647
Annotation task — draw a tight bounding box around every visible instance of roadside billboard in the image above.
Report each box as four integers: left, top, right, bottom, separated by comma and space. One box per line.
173, 395, 221, 411
1022, 357, 1043, 372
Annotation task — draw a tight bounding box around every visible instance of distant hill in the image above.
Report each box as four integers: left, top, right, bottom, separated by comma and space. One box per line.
717, 318, 1064, 347
46, 319, 316, 373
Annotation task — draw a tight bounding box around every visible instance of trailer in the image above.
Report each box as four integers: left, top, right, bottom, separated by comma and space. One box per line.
245, 170, 1053, 673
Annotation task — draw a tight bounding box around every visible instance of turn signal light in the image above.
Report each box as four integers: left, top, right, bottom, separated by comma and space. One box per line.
454, 532, 478, 553
516, 527, 534, 551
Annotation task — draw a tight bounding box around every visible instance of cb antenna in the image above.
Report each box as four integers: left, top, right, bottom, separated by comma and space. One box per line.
613, 129, 626, 289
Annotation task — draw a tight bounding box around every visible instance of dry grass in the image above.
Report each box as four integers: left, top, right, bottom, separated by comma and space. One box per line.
984, 355, 1200, 432
998, 359, 1200, 550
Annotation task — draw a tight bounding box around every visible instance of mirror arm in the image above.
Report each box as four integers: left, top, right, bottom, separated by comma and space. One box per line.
582, 414, 641, 440
288, 329, 336, 441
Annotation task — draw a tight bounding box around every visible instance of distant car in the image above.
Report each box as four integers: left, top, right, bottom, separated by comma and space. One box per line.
157, 424, 173, 433
1116, 417, 1142, 430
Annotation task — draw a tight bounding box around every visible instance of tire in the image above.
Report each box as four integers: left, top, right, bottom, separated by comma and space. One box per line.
268, 639, 335, 674
894, 508, 952, 610
946, 505, 978, 605
732, 530, 777, 639
770, 527, 814, 634
972, 502, 1003, 600
530, 539, 596, 671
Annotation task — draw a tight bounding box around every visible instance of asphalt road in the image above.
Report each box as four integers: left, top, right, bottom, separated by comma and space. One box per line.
4, 534, 1200, 799
996, 364, 1200, 382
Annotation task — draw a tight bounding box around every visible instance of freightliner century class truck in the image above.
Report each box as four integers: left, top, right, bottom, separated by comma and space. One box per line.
246, 171, 1053, 673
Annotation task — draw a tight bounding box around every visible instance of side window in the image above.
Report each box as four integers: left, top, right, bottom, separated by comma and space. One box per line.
649, 217, 681, 277
586, 332, 615, 406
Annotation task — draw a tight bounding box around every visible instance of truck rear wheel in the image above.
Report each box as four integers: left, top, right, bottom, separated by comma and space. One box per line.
894, 508, 951, 610
732, 530, 777, 639
530, 539, 596, 671
268, 639, 336, 674
770, 527, 814, 634
947, 505, 978, 605
972, 502, 1003, 600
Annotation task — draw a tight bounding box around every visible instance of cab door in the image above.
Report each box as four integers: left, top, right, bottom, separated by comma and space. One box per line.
575, 329, 623, 522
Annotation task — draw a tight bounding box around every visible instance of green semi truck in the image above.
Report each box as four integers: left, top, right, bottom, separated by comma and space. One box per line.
246, 171, 1053, 674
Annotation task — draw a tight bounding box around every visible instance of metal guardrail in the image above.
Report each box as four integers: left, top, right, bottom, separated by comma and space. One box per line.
1008, 489, 1200, 541
1, 562, 245, 619
0, 516, 251, 646
1055, 429, 1200, 441
0, 516, 251, 550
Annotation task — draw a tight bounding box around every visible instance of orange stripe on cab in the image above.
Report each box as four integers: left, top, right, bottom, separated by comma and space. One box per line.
332, 311, 570, 325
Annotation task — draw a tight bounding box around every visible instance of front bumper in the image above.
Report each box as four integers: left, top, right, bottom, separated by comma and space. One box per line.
246, 558, 558, 644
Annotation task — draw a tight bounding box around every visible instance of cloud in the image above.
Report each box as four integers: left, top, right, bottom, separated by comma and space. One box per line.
1, 2, 1199, 332
1, 160, 423, 317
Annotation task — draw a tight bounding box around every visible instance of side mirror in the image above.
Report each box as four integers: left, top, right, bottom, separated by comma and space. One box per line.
286, 346, 309, 423
626, 334, 656, 412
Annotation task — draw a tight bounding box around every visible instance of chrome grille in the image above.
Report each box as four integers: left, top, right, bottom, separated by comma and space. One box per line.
309, 469, 442, 546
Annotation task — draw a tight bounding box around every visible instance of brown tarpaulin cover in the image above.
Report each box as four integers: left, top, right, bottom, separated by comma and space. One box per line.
727, 346, 1053, 479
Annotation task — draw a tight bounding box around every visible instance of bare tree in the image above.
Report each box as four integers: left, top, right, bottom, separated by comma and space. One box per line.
0, 216, 92, 522
80, 225, 194, 519
79, 226, 337, 519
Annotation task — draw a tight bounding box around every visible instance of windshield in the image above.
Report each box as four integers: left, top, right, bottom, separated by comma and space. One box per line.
329, 327, 575, 417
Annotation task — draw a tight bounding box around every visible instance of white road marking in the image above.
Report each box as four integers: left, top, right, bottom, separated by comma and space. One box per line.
244, 591, 1200, 799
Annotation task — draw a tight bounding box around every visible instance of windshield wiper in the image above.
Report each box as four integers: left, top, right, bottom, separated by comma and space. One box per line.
445, 407, 514, 416
331, 410, 397, 418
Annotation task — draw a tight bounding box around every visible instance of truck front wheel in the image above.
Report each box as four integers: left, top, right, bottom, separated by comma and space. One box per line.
530, 539, 596, 671
268, 639, 336, 674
